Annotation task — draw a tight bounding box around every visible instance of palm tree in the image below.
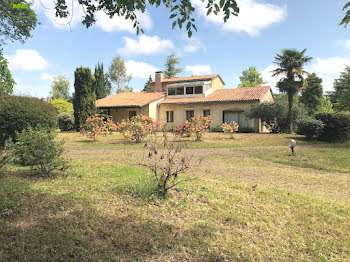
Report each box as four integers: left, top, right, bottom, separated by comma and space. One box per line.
272, 49, 312, 133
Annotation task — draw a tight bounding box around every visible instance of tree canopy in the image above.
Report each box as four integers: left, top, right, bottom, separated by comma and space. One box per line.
53, 0, 239, 37
272, 48, 312, 133
108, 56, 133, 94
330, 65, 350, 111
300, 73, 323, 114
164, 53, 183, 79
238, 66, 266, 88
0, 50, 15, 94
143, 75, 152, 91
94, 63, 111, 99
50, 76, 71, 100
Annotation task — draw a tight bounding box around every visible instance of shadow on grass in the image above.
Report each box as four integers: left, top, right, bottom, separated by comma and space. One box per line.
0, 170, 223, 261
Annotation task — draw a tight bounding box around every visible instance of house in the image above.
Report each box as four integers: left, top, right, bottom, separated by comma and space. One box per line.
96, 71, 274, 132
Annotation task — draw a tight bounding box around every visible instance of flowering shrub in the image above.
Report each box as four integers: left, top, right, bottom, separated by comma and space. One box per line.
221, 121, 239, 139
177, 115, 212, 141
80, 114, 117, 140
117, 114, 161, 142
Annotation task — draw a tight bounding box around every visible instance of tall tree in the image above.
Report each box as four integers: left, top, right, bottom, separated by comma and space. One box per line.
108, 56, 133, 94
0, 0, 38, 93
50, 76, 70, 100
164, 53, 183, 79
73, 67, 96, 130
300, 73, 323, 114
238, 66, 266, 88
94, 63, 110, 99
143, 75, 152, 91
0, 50, 15, 94
272, 49, 312, 133
330, 65, 350, 111
52, 0, 239, 37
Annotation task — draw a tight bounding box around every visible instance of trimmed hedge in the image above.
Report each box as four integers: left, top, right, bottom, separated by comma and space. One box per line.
297, 118, 324, 140
315, 112, 350, 142
58, 113, 74, 131
0, 94, 58, 147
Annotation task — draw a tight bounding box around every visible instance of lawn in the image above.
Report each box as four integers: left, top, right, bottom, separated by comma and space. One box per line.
1, 132, 350, 261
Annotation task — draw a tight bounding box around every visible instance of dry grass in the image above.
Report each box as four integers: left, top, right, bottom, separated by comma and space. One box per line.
1, 132, 350, 261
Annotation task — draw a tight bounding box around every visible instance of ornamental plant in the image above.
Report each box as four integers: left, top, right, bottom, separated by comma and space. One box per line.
117, 114, 161, 142
221, 121, 239, 139
80, 114, 117, 140
176, 115, 212, 141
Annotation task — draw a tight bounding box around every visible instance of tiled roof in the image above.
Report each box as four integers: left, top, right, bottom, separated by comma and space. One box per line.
96, 91, 165, 108
160, 86, 271, 105
152, 74, 225, 85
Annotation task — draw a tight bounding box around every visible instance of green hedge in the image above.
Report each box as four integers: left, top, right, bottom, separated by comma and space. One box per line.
297, 118, 324, 140
0, 94, 58, 147
315, 112, 350, 142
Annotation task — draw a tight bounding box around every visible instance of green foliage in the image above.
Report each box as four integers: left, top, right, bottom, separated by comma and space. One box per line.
94, 62, 111, 99
48, 98, 73, 115
143, 75, 152, 91
73, 67, 96, 131
0, 50, 15, 94
210, 126, 224, 132
315, 112, 350, 142
50, 76, 70, 100
10, 128, 68, 176
108, 56, 133, 94
245, 94, 308, 133
316, 97, 334, 113
0, 94, 58, 147
297, 118, 324, 140
238, 66, 266, 88
272, 48, 312, 133
329, 65, 350, 111
340, 2, 350, 28
58, 113, 74, 131
0, 150, 13, 170
164, 53, 183, 79
53, 0, 239, 38
0, 0, 37, 45
300, 73, 323, 114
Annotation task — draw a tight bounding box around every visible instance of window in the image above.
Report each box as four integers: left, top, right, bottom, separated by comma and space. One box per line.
166, 111, 174, 123
176, 87, 184, 95
203, 110, 210, 117
195, 86, 203, 94
168, 88, 176, 96
186, 86, 194, 94
129, 111, 137, 119
186, 110, 194, 121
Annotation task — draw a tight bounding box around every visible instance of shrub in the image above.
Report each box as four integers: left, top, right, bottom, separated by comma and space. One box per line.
10, 128, 68, 176
210, 125, 224, 132
137, 132, 198, 198
117, 114, 161, 142
221, 121, 239, 139
315, 112, 350, 142
80, 114, 117, 140
0, 94, 58, 147
48, 98, 73, 115
176, 115, 212, 141
297, 118, 324, 140
58, 112, 75, 131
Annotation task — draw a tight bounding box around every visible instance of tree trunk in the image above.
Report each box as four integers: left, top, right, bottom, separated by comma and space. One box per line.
287, 92, 294, 133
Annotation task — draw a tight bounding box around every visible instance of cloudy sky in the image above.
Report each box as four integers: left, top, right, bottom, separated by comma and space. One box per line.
4, 0, 350, 97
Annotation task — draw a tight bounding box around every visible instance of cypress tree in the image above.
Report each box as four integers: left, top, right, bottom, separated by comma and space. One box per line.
73, 67, 96, 130
94, 62, 109, 99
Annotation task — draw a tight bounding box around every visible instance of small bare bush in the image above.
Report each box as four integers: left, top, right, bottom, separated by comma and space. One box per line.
136, 131, 200, 198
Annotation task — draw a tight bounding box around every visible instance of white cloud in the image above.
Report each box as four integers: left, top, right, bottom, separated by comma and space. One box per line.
33, 0, 152, 32
261, 64, 280, 92
95, 11, 152, 33
337, 39, 350, 51
6, 49, 49, 71
117, 35, 175, 56
183, 35, 206, 53
40, 73, 56, 81
310, 57, 350, 92
125, 60, 157, 79
192, 0, 287, 36
185, 64, 212, 75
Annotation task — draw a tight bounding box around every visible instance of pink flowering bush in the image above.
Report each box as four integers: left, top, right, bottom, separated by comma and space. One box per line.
221, 121, 239, 139
80, 115, 117, 140
117, 114, 161, 142
177, 115, 212, 141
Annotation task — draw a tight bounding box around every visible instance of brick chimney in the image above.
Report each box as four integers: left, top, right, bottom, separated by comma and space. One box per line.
154, 71, 163, 92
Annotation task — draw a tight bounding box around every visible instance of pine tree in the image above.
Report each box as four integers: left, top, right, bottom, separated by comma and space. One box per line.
164, 53, 183, 78
143, 75, 152, 91
73, 67, 96, 130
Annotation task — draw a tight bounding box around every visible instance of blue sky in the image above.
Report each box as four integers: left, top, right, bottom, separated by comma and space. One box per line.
4, 0, 350, 97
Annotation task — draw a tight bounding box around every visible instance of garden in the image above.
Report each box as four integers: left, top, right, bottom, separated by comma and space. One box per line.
1, 95, 350, 261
